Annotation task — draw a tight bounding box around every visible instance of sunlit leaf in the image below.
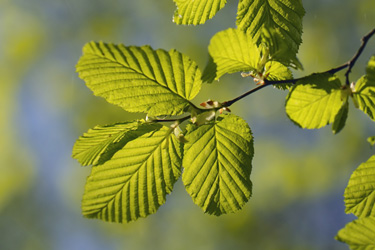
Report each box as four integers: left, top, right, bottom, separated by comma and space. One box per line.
336, 217, 375, 249
201, 55, 217, 83
205, 28, 261, 82
73, 120, 147, 166
366, 55, 375, 76
82, 124, 183, 223
264, 61, 293, 90
182, 114, 254, 215
259, 27, 303, 69
368, 136, 375, 147
344, 155, 375, 217
285, 73, 344, 129
237, 0, 305, 63
352, 56, 375, 121
332, 100, 349, 134
173, 0, 227, 25
203, 28, 293, 83
76, 42, 202, 116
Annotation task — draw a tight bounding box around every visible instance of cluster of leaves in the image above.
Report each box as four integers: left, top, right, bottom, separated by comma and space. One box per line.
73, 0, 305, 223
73, 0, 375, 248
286, 55, 375, 134
336, 154, 375, 249
74, 41, 256, 221
335, 57, 375, 249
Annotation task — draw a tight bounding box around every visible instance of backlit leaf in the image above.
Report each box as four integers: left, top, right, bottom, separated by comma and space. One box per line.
344, 155, 375, 217
368, 136, 375, 147
72, 121, 145, 166
204, 28, 293, 83
336, 217, 375, 249
259, 27, 303, 69
264, 61, 293, 90
205, 28, 261, 81
201, 55, 217, 83
366, 55, 375, 76
182, 114, 253, 215
236, 0, 305, 64
332, 100, 349, 134
352, 56, 375, 121
82, 124, 183, 223
173, 0, 227, 25
285, 73, 344, 129
76, 42, 202, 116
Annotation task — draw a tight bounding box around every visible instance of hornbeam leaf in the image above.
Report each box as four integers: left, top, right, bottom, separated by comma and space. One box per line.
236, 0, 305, 64
259, 27, 303, 69
76, 42, 202, 116
344, 155, 375, 217
368, 136, 375, 147
264, 61, 292, 82
332, 100, 349, 134
182, 114, 253, 215
285, 73, 344, 129
205, 28, 261, 81
201, 55, 217, 83
336, 217, 375, 249
82, 124, 183, 223
173, 0, 227, 25
72, 121, 147, 166
353, 79, 375, 121
366, 55, 375, 76
264, 61, 293, 90
203, 28, 292, 83
352, 56, 375, 121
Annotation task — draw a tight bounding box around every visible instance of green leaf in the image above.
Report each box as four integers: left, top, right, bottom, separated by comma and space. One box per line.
72, 121, 146, 166
173, 0, 227, 25
332, 100, 349, 134
236, 0, 305, 65
344, 155, 375, 217
182, 114, 254, 215
259, 27, 303, 69
352, 56, 375, 121
353, 77, 375, 121
368, 136, 375, 147
285, 73, 344, 129
366, 55, 375, 76
76, 42, 202, 116
201, 55, 217, 83
204, 28, 293, 83
264, 61, 293, 90
336, 217, 375, 249
205, 28, 261, 82
82, 124, 183, 223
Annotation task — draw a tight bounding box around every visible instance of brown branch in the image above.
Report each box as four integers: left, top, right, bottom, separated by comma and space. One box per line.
344, 28, 375, 85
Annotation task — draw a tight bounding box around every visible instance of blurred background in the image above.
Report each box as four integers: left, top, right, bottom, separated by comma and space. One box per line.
1, 0, 374, 249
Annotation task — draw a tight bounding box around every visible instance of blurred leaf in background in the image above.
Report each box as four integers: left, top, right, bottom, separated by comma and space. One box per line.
0, 3, 41, 211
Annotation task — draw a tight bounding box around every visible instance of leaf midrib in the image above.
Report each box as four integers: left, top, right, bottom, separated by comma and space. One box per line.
84, 49, 187, 101
90, 130, 171, 216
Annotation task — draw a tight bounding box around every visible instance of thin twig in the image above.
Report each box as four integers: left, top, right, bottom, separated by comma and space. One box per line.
344, 28, 375, 85
324, 63, 349, 75
149, 29, 375, 116
222, 85, 267, 107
